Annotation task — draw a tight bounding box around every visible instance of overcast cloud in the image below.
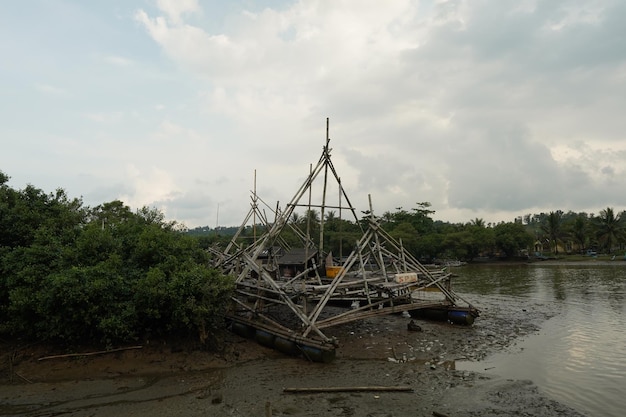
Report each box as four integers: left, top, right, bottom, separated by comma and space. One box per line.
2, 0, 625, 227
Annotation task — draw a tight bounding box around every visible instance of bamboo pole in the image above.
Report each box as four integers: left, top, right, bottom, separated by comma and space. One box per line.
284, 386, 413, 393
319, 117, 330, 257
303, 228, 375, 337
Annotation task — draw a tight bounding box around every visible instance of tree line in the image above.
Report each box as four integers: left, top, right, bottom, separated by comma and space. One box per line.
194, 202, 626, 262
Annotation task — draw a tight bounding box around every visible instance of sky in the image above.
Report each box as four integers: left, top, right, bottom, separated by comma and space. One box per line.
2, 0, 626, 228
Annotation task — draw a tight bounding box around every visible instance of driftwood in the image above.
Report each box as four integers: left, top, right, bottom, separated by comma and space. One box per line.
37, 345, 143, 361
283, 386, 413, 393
432, 412, 451, 417
14, 371, 33, 384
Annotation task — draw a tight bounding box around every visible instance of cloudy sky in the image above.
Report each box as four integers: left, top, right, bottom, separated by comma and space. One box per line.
2, 0, 625, 228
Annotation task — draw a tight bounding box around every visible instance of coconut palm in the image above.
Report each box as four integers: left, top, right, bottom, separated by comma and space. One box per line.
470, 218, 485, 228
571, 215, 588, 253
596, 207, 624, 254
541, 211, 563, 255
290, 212, 302, 225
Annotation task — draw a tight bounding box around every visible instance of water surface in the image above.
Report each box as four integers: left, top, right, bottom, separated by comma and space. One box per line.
454, 264, 626, 417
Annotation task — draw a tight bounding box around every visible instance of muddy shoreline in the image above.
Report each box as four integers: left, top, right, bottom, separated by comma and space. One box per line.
1, 295, 588, 417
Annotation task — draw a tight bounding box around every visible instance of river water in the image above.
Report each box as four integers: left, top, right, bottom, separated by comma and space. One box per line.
454, 263, 626, 417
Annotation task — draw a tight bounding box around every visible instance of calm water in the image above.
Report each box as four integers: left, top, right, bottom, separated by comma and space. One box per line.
454, 264, 626, 417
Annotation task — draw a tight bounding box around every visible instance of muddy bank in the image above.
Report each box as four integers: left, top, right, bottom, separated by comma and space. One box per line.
1, 298, 586, 417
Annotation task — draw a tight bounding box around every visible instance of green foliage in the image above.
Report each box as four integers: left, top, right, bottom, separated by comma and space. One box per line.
415, 233, 445, 261
380, 202, 435, 235
541, 211, 564, 255
0, 178, 234, 347
134, 264, 234, 344
323, 215, 362, 256
389, 222, 419, 254
200, 201, 626, 262
595, 207, 625, 254
494, 222, 534, 257
567, 215, 590, 252
443, 224, 496, 261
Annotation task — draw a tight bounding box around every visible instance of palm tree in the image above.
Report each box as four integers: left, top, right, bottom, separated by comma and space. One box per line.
291, 212, 302, 225
304, 209, 320, 226
541, 211, 563, 255
470, 218, 485, 228
596, 207, 623, 254
571, 215, 588, 253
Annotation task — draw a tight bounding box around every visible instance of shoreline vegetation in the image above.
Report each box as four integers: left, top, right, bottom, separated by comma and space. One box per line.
458, 254, 626, 266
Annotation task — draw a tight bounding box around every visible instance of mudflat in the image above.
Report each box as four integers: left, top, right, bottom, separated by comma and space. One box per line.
1, 302, 587, 417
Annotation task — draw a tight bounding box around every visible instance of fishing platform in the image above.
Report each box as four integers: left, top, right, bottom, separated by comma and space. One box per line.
210, 119, 479, 362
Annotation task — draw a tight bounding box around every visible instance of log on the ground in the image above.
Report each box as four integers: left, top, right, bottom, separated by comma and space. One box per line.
37, 346, 143, 361
283, 386, 413, 393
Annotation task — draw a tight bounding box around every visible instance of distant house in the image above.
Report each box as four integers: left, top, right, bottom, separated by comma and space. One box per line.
534, 239, 574, 255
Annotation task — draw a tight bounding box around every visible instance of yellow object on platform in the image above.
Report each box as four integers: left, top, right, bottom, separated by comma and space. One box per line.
326, 266, 344, 278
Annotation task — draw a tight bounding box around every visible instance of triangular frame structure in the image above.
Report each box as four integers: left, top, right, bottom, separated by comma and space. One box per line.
212, 119, 478, 361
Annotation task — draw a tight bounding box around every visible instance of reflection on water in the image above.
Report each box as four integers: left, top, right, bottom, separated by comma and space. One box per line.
455, 264, 626, 417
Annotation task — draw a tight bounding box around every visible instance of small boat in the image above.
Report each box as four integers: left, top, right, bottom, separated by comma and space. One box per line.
410, 305, 479, 325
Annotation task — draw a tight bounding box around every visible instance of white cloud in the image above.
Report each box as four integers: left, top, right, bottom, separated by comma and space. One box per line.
156, 0, 201, 25
3, 1, 626, 228
118, 164, 180, 210
129, 0, 626, 224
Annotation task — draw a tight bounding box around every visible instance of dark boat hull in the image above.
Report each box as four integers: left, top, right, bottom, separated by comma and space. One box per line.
228, 319, 336, 362
410, 306, 478, 325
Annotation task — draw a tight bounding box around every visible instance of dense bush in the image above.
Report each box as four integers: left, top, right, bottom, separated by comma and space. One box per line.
0, 173, 234, 347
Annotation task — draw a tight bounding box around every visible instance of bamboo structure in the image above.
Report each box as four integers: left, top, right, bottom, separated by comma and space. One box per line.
210, 119, 479, 361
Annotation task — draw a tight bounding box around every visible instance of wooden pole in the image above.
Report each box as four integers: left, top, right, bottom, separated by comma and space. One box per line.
284, 386, 413, 393
253, 169, 257, 243
319, 117, 330, 257
38, 346, 143, 361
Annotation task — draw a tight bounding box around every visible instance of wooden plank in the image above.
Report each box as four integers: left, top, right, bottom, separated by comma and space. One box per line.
284, 386, 413, 393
